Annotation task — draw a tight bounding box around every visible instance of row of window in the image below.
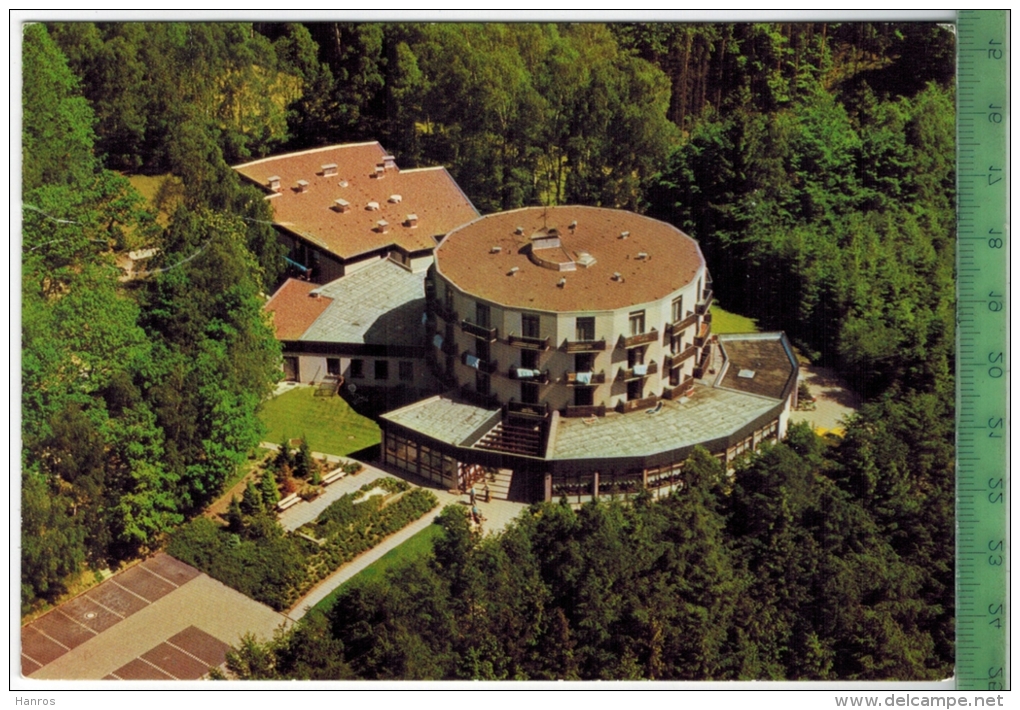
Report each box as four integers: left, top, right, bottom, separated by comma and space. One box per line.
348, 358, 415, 382
448, 286, 701, 342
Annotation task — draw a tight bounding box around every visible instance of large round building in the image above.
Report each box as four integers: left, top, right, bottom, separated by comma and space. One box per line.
381, 206, 798, 503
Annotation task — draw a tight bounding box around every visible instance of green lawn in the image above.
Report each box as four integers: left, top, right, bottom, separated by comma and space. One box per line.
308, 523, 443, 616
259, 386, 381, 457
710, 305, 759, 334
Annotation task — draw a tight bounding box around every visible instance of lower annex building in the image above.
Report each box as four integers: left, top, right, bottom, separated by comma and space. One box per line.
260, 191, 798, 503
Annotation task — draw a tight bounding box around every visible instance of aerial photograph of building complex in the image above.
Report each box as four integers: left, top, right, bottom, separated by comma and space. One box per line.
20, 20, 957, 685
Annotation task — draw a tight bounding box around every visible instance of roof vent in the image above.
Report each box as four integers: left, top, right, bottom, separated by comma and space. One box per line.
490, 246, 502, 254
515, 226, 524, 235
366, 201, 380, 211
383, 155, 398, 171
636, 252, 648, 260
508, 266, 519, 276
296, 179, 309, 193
267, 175, 281, 191
333, 198, 350, 213
374, 164, 385, 178
569, 220, 578, 230
737, 369, 756, 379
575, 251, 596, 268
339, 180, 349, 188
322, 163, 338, 177
557, 278, 566, 288
389, 194, 402, 204
612, 272, 623, 282
405, 214, 419, 228
376, 220, 389, 233
619, 231, 630, 239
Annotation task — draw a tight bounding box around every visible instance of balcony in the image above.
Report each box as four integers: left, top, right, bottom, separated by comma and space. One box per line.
664, 345, 697, 370
459, 385, 499, 409
696, 289, 714, 315
617, 395, 660, 413
563, 404, 607, 418
461, 319, 498, 342
509, 366, 550, 384
462, 351, 498, 374
564, 370, 606, 386
617, 360, 659, 382
505, 399, 551, 419
563, 337, 607, 353
669, 312, 699, 336
662, 376, 695, 400
426, 299, 457, 323
508, 333, 551, 350
621, 329, 659, 349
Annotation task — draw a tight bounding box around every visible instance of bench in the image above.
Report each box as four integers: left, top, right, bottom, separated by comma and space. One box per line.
277, 493, 300, 511
321, 468, 345, 486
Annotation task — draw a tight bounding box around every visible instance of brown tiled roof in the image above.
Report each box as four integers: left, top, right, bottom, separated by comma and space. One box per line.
434, 206, 705, 312
234, 143, 479, 260
716, 333, 798, 401
264, 278, 333, 340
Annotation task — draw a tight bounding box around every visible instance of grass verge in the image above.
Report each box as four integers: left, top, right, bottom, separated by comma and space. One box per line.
259, 385, 381, 457
710, 305, 759, 334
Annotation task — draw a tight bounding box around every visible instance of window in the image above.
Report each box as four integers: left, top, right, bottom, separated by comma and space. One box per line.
521, 382, 539, 404
476, 339, 491, 362
522, 313, 540, 338
375, 360, 389, 380
475, 371, 490, 395
670, 366, 681, 387
327, 358, 341, 376
670, 334, 681, 354
350, 359, 364, 378
629, 310, 646, 336
475, 302, 491, 328
627, 379, 644, 401
574, 387, 594, 407
628, 346, 645, 369
575, 352, 595, 372
521, 349, 538, 370
576, 316, 595, 341
399, 361, 414, 382
671, 296, 684, 323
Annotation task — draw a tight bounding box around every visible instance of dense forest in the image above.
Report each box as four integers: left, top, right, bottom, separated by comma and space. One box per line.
22, 21, 955, 679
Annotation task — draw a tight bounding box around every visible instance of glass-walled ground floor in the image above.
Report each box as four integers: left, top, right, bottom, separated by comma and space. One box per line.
381, 416, 782, 505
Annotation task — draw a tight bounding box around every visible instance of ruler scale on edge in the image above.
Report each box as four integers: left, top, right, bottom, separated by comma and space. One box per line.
955, 10, 1009, 692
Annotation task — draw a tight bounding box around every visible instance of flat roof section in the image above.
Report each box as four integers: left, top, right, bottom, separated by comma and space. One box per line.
301, 260, 427, 347
234, 143, 479, 260
435, 206, 705, 312
550, 386, 779, 461
381, 394, 501, 447
714, 333, 799, 401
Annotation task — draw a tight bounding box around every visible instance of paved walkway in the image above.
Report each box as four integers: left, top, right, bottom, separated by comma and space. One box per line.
279, 455, 528, 621
790, 363, 862, 435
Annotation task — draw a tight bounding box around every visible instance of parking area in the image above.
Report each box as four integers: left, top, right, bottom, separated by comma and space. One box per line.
22, 554, 288, 681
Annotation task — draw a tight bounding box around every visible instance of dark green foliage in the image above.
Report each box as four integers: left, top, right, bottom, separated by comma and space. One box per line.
168, 516, 309, 611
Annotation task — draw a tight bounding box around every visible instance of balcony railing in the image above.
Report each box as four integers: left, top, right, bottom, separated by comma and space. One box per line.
664, 345, 697, 370
564, 370, 606, 386
696, 289, 714, 315
621, 329, 659, 349
563, 337, 607, 353
459, 385, 500, 409
508, 333, 551, 350
426, 299, 457, 323
461, 319, 498, 342
462, 351, 498, 374
508, 366, 550, 384
563, 404, 607, 418
617, 360, 659, 382
617, 395, 660, 413
505, 399, 551, 419
669, 312, 699, 336
662, 377, 695, 400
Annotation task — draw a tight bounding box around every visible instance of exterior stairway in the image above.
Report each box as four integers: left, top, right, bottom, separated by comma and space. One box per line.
474, 419, 546, 458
